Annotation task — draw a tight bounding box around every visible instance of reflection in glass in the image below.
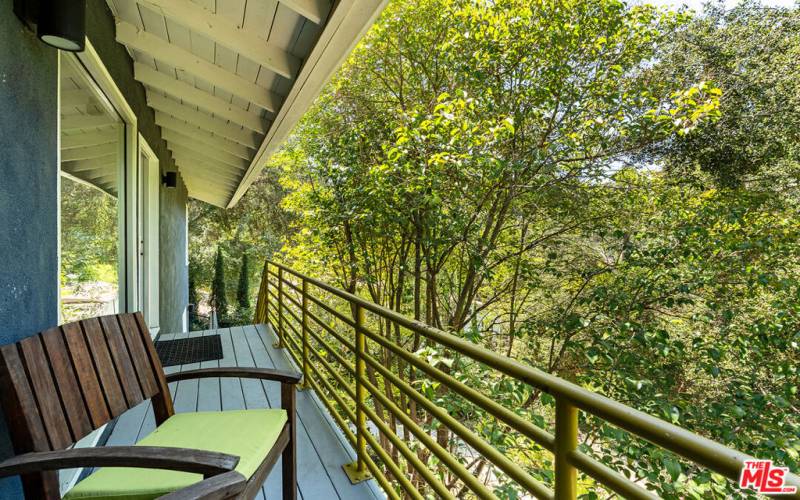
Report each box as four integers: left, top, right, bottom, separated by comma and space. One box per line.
59, 56, 123, 322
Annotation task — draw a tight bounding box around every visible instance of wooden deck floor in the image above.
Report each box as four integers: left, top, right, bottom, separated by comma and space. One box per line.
96, 324, 383, 500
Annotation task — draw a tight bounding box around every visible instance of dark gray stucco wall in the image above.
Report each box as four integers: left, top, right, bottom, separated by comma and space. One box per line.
159, 180, 189, 333
0, 2, 188, 493
85, 0, 189, 333
0, 0, 59, 495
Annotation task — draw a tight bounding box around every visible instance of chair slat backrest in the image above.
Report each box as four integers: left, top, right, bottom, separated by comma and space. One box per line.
0, 312, 173, 456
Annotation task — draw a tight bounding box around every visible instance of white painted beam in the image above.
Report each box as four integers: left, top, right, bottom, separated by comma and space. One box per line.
173, 154, 242, 184
61, 114, 116, 131
147, 94, 261, 149
154, 112, 253, 160
170, 151, 245, 179
177, 166, 240, 188
186, 188, 228, 207
163, 130, 250, 169
61, 89, 97, 109
116, 21, 282, 112
228, 0, 390, 207
62, 155, 117, 171
135, 0, 301, 79
281, 0, 331, 24
61, 130, 120, 149
135, 63, 268, 133
61, 143, 118, 162
177, 172, 236, 195
147, 92, 261, 148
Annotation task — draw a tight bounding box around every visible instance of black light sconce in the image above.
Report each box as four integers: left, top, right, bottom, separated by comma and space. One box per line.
14, 0, 86, 52
162, 171, 178, 189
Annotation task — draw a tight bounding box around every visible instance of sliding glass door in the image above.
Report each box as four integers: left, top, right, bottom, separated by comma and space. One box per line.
59, 55, 126, 323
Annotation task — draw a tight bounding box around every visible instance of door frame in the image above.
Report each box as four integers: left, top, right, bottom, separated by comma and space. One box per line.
139, 134, 160, 334
74, 40, 139, 313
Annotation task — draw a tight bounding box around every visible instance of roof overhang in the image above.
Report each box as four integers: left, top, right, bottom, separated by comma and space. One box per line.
228, 0, 388, 207
108, 0, 388, 207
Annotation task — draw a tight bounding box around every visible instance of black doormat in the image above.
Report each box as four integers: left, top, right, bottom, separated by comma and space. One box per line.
155, 335, 223, 367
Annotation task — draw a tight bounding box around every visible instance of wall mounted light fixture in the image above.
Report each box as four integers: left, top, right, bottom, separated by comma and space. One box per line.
162, 171, 177, 189
14, 0, 86, 52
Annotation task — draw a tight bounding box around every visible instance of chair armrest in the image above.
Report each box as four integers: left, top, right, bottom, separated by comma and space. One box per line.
0, 446, 239, 480
166, 367, 302, 385
158, 470, 247, 500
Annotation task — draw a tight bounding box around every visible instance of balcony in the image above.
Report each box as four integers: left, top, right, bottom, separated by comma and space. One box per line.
106, 260, 800, 499
105, 324, 382, 499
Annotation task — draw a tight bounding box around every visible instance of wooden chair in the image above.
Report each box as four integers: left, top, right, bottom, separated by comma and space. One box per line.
0, 312, 300, 499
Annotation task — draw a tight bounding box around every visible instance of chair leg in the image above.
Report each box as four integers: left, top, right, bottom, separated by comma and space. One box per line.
281, 383, 297, 500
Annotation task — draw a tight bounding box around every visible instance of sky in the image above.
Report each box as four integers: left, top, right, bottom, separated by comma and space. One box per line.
641, 0, 796, 9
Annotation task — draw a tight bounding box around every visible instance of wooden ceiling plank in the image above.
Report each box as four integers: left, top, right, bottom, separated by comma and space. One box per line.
61, 115, 116, 131
61, 130, 120, 150
280, 0, 330, 25
147, 95, 261, 148
134, 63, 268, 133
163, 131, 249, 169
61, 89, 96, 109
170, 151, 245, 178
135, 0, 301, 79
116, 21, 281, 113
61, 143, 118, 162
155, 113, 253, 160
62, 155, 117, 172
175, 167, 240, 188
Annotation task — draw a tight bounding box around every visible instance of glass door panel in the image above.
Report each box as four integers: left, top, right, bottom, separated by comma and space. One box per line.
59, 56, 125, 322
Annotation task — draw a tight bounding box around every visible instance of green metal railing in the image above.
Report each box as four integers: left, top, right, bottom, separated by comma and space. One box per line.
255, 260, 800, 499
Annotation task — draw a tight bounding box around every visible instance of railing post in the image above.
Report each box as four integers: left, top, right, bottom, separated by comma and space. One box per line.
275, 267, 285, 348
554, 397, 578, 500
263, 261, 270, 324
300, 278, 310, 390
343, 303, 372, 484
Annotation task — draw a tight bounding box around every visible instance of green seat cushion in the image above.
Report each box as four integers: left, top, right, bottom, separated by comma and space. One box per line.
64, 409, 287, 500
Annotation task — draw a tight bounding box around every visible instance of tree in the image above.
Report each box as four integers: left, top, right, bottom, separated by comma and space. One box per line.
648, 0, 800, 186
211, 247, 228, 319
237, 253, 250, 310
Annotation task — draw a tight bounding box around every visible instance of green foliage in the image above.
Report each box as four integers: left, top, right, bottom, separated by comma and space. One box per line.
60, 177, 118, 284
193, 0, 800, 497
649, 0, 800, 186
211, 247, 228, 318
237, 253, 250, 309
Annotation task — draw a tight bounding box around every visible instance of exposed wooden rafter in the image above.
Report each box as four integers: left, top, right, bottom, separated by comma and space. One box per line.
62, 155, 117, 172
61, 114, 116, 131
147, 95, 261, 149
61, 143, 118, 162
134, 0, 301, 80
134, 63, 268, 133
61, 89, 96, 109
61, 130, 120, 149
154, 112, 253, 160
115, 21, 282, 113
164, 132, 250, 169
280, 0, 331, 25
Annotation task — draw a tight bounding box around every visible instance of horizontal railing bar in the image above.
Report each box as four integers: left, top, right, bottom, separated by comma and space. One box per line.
280, 274, 358, 328
297, 320, 500, 497
302, 369, 403, 500
306, 292, 356, 328
305, 308, 356, 352
267, 260, 799, 488
358, 323, 556, 452
566, 450, 657, 500
302, 331, 441, 499
359, 350, 553, 499
357, 371, 498, 499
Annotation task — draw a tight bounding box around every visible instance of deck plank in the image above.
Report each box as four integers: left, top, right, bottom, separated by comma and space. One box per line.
255, 325, 383, 500
90, 325, 382, 500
